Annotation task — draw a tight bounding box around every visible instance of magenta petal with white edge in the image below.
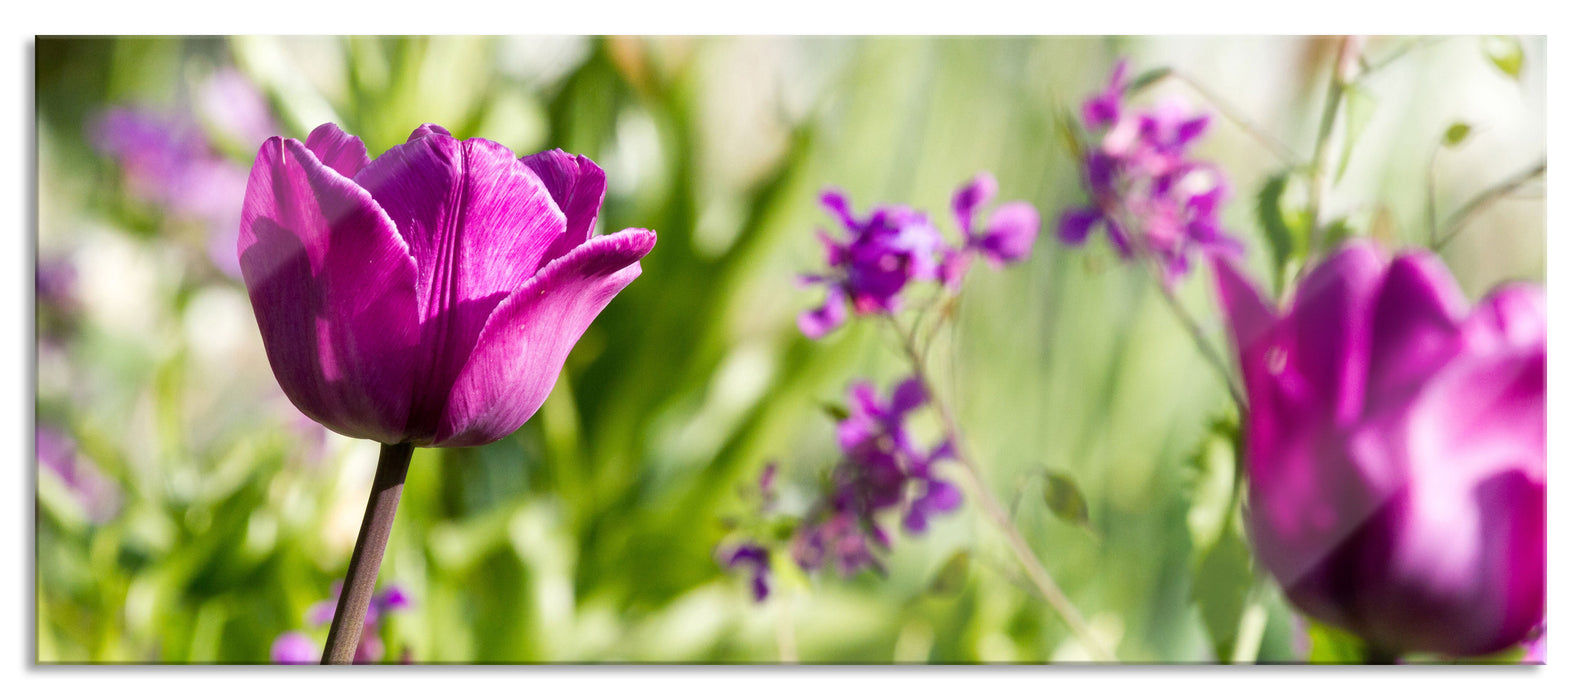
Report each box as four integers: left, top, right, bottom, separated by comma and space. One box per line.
432, 228, 656, 447
353, 131, 568, 439
238, 137, 419, 444
304, 123, 372, 179
522, 149, 608, 261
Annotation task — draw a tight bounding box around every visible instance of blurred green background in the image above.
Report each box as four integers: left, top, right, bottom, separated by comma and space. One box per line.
34, 36, 1545, 663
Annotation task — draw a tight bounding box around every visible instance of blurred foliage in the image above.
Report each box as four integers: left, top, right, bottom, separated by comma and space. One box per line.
34, 35, 1544, 663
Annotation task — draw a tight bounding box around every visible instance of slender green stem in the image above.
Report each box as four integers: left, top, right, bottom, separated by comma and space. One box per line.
1307, 36, 1364, 234
1230, 575, 1269, 664
774, 591, 798, 664
884, 316, 1116, 662
1432, 160, 1547, 251
321, 442, 414, 665
1148, 271, 1249, 416
1159, 69, 1301, 165
1356, 36, 1447, 78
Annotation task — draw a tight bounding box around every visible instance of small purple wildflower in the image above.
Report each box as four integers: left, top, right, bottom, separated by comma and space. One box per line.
89, 69, 278, 280
952, 173, 1041, 268
798, 191, 955, 338
36, 425, 121, 524
720, 542, 773, 602
1058, 60, 1241, 287
793, 377, 962, 577
269, 631, 318, 665
277, 581, 411, 664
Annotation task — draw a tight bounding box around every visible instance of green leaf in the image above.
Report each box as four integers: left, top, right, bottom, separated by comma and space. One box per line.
1482, 36, 1525, 81
927, 549, 971, 597
1125, 67, 1170, 94
1333, 86, 1375, 184
1058, 109, 1086, 159
1192, 528, 1253, 662
1041, 471, 1090, 528
1442, 122, 1472, 148
1255, 173, 1297, 293
820, 402, 850, 422
1319, 219, 1356, 253
1307, 620, 1369, 664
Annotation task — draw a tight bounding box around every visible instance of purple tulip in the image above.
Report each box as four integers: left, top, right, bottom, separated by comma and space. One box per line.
238, 123, 655, 447
1212, 241, 1545, 658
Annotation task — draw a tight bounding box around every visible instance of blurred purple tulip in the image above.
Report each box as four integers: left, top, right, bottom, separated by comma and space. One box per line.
238, 123, 655, 447
1212, 241, 1545, 658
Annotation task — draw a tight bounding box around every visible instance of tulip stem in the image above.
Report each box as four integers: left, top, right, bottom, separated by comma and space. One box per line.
321, 441, 414, 665
885, 316, 1116, 662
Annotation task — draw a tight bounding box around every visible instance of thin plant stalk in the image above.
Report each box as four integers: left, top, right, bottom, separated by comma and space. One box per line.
1306, 36, 1364, 233
1432, 160, 1546, 251
775, 592, 798, 663
1157, 69, 1301, 166
884, 315, 1116, 662
321, 441, 415, 664
1142, 266, 1249, 416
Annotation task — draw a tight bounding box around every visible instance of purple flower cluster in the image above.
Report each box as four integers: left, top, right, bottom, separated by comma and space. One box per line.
799, 174, 1039, 338
791, 377, 961, 576
270, 582, 411, 664
1058, 61, 1241, 286
89, 69, 277, 279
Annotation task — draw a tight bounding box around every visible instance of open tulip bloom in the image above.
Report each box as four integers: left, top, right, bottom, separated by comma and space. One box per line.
238, 122, 654, 662
1212, 242, 1544, 660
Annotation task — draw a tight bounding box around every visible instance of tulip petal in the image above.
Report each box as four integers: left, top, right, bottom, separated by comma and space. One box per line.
1288, 241, 1387, 420
1365, 252, 1468, 409
1210, 254, 1275, 372
238, 137, 419, 443
521, 149, 607, 260
304, 123, 371, 179
1354, 348, 1546, 655
1465, 283, 1546, 352
407, 123, 452, 141
432, 228, 656, 447
354, 132, 568, 438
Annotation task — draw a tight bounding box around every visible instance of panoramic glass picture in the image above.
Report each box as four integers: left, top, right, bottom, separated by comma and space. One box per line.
34, 35, 1545, 664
